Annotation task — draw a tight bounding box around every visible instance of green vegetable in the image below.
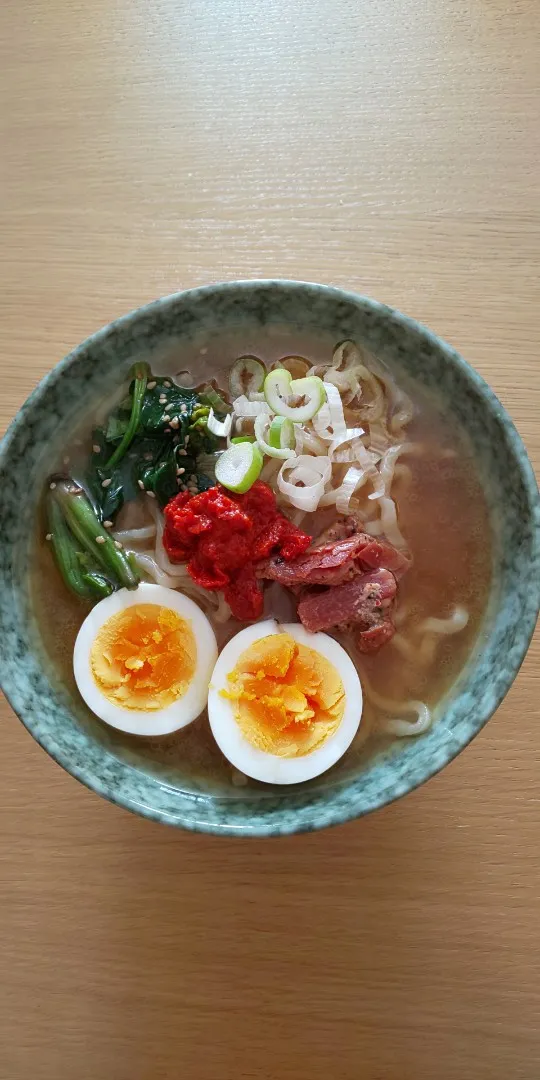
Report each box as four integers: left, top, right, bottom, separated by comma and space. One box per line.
269, 416, 295, 450
191, 406, 210, 422
104, 413, 131, 443
85, 443, 126, 522
51, 478, 139, 590
254, 414, 296, 460
230, 435, 256, 444
229, 356, 266, 399
264, 369, 326, 423
82, 371, 218, 523
198, 385, 232, 415
49, 363, 224, 608
46, 495, 113, 601
104, 378, 198, 443
214, 442, 264, 493
185, 422, 218, 458
104, 362, 150, 470
138, 444, 180, 507
207, 408, 232, 438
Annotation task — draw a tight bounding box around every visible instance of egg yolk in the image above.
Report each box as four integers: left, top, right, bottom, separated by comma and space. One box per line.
221, 633, 345, 757
91, 604, 196, 711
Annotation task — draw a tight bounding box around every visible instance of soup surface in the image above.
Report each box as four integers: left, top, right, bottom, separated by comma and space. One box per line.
33, 330, 492, 794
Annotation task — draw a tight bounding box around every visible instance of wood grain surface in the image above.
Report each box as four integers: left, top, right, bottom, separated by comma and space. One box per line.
1, 1, 539, 1077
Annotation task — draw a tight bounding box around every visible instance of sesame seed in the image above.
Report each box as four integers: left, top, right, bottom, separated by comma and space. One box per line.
184, 436, 190, 446
147, 380, 156, 390
45, 533, 52, 541
162, 414, 171, 422
147, 491, 156, 499
180, 404, 188, 413
92, 444, 101, 454
137, 479, 145, 490
189, 474, 197, 482
170, 417, 179, 429
178, 448, 188, 456
95, 536, 106, 544
164, 427, 171, 433
103, 520, 113, 528
177, 467, 186, 476
159, 395, 167, 405
49, 482, 56, 490
163, 380, 171, 388
114, 540, 123, 549
101, 478, 112, 488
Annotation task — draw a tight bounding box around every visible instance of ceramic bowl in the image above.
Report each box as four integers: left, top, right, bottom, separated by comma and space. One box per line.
1, 281, 538, 835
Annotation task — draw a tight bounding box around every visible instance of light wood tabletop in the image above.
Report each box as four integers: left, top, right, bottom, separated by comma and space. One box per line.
1, 1, 539, 1077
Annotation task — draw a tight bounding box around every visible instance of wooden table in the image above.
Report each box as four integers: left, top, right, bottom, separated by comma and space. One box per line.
1, 2, 539, 1077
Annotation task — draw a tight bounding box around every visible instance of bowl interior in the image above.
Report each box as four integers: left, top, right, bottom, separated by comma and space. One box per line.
1, 281, 538, 835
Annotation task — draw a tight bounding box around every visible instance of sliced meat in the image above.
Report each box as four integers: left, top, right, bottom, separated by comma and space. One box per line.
356, 536, 411, 579
257, 535, 369, 587
258, 531, 410, 587
355, 619, 396, 653
311, 514, 361, 548
297, 569, 397, 634
258, 524, 409, 655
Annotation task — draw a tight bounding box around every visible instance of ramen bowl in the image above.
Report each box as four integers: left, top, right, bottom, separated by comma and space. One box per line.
1, 281, 538, 835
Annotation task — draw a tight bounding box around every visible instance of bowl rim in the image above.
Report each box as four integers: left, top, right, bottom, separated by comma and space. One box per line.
1, 279, 539, 835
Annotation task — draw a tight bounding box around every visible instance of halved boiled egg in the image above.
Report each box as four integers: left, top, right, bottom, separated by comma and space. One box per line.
208, 620, 362, 784
73, 582, 217, 736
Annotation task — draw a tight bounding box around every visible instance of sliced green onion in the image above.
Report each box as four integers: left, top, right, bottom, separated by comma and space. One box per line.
207, 408, 232, 438
269, 416, 295, 451
232, 394, 271, 418
191, 406, 211, 423
230, 435, 256, 444
199, 385, 231, 414
254, 414, 296, 461
264, 369, 326, 423
215, 442, 263, 493
229, 356, 266, 399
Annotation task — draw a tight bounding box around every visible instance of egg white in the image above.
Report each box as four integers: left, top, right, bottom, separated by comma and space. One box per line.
208, 620, 362, 785
73, 582, 218, 736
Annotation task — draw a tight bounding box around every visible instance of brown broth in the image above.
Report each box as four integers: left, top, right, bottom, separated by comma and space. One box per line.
32, 346, 492, 795
353, 414, 491, 752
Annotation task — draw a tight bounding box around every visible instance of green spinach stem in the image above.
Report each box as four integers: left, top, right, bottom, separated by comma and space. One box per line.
104, 362, 150, 471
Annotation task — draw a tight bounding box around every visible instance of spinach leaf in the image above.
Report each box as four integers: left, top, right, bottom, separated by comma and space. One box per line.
80, 370, 219, 522
105, 377, 199, 442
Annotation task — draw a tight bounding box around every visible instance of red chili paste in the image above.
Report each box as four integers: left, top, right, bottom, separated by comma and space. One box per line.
162, 482, 311, 621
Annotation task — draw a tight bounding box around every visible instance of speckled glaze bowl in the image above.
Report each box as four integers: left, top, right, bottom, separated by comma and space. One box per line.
1, 282, 539, 835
